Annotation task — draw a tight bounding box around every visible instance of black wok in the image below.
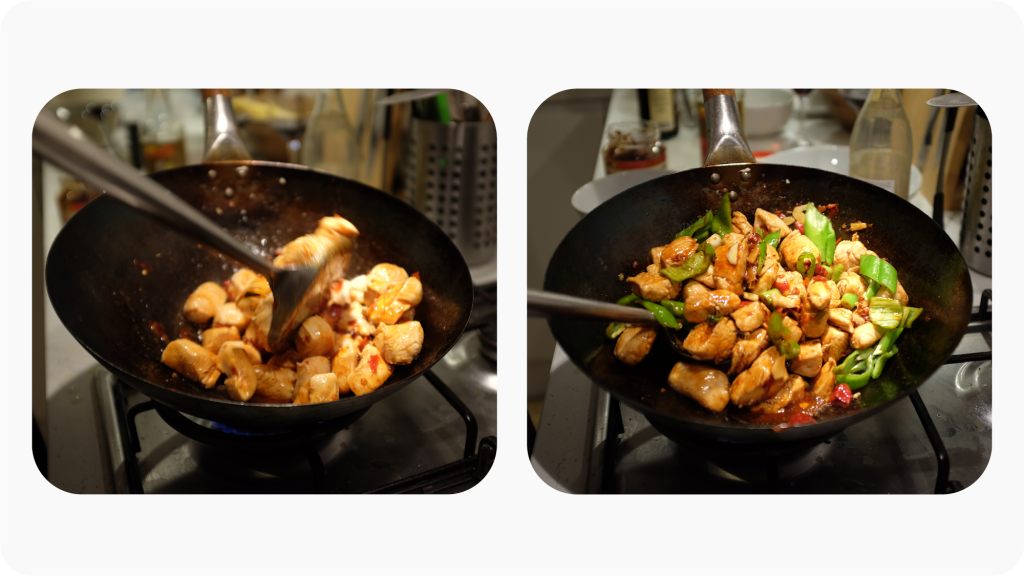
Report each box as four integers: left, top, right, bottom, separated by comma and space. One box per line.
44, 96, 473, 430
543, 91, 972, 445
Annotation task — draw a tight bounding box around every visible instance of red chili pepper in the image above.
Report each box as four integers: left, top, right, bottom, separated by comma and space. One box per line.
221, 279, 232, 290
812, 275, 828, 283
774, 278, 790, 293
179, 328, 192, 340
787, 413, 816, 427
794, 221, 805, 234
815, 264, 828, 277
830, 383, 852, 407
368, 355, 380, 372
412, 271, 421, 280
328, 304, 343, 324
331, 280, 344, 292
739, 300, 755, 307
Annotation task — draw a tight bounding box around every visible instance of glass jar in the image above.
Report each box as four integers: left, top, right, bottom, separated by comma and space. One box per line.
849, 89, 913, 200
140, 89, 186, 173
602, 121, 666, 175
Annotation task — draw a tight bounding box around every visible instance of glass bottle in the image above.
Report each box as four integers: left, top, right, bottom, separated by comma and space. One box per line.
849, 89, 913, 199
140, 89, 186, 173
639, 89, 678, 138
301, 89, 362, 179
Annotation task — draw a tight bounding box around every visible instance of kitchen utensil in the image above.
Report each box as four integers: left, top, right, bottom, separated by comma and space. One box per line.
544, 89, 972, 445
930, 105, 959, 223
927, 92, 978, 107
916, 89, 945, 169
376, 89, 447, 107
44, 93, 474, 429
959, 107, 992, 275
527, 290, 697, 361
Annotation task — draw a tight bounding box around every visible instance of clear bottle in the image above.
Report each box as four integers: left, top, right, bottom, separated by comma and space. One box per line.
140, 89, 186, 173
301, 89, 362, 179
849, 89, 913, 199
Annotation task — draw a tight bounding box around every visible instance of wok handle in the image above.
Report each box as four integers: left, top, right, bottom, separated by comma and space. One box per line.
702, 89, 755, 167
33, 111, 273, 276
527, 289, 657, 324
201, 90, 253, 163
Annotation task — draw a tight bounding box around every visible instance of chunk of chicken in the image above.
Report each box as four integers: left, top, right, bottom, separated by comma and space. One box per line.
217, 340, 261, 371
694, 266, 716, 288
731, 211, 753, 235
253, 364, 296, 402
213, 302, 250, 330
800, 306, 830, 339
780, 315, 803, 344
668, 362, 731, 412
713, 240, 748, 296
235, 274, 271, 317
754, 208, 792, 238
348, 343, 393, 396
273, 216, 358, 269
682, 318, 738, 363
753, 253, 781, 294
751, 374, 806, 414
876, 281, 909, 306
811, 358, 837, 399
807, 280, 831, 311
821, 326, 850, 362
368, 276, 423, 326
296, 356, 332, 391
851, 322, 885, 349
683, 282, 741, 324
315, 215, 361, 241
627, 271, 680, 302
243, 295, 273, 351
293, 373, 340, 405
219, 344, 258, 402
722, 232, 746, 247
161, 339, 222, 388
226, 268, 258, 301
836, 270, 866, 298
337, 302, 375, 337
729, 328, 769, 375
201, 326, 240, 354
376, 321, 424, 366
827, 280, 841, 308
329, 274, 369, 307
790, 339, 823, 378
331, 334, 360, 394
730, 301, 767, 333
834, 240, 868, 269
730, 346, 786, 407
828, 308, 857, 333
295, 315, 335, 358
660, 236, 698, 268
649, 245, 666, 268
365, 263, 409, 306
183, 282, 227, 324
614, 326, 657, 366
779, 232, 820, 272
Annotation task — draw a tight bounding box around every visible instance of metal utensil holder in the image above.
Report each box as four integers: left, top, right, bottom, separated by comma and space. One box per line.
404, 119, 497, 266
960, 108, 991, 276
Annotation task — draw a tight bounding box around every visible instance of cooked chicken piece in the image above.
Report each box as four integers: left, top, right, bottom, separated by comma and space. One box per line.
694, 266, 716, 288
683, 284, 741, 324
731, 211, 753, 235
217, 340, 262, 371
682, 318, 738, 363
219, 344, 258, 402
730, 346, 786, 407
776, 270, 807, 299
329, 274, 369, 308
376, 321, 424, 365
660, 236, 698, 268
645, 263, 659, 274
273, 216, 358, 269
295, 315, 335, 358
668, 362, 731, 412
315, 215, 361, 241
753, 257, 780, 294
754, 208, 792, 238
836, 270, 867, 298
807, 280, 831, 310
336, 302, 375, 337
876, 281, 909, 306
649, 245, 666, 268
800, 306, 829, 339
226, 268, 258, 301
267, 348, 303, 369
296, 356, 332, 391
183, 281, 227, 324
821, 326, 850, 362
614, 326, 657, 366
827, 280, 841, 308
331, 334, 360, 394
779, 232, 820, 271
834, 240, 868, 269
213, 302, 250, 330
730, 301, 767, 332
852, 322, 885, 349
627, 271, 680, 302
348, 343, 393, 396
729, 328, 769, 375
365, 263, 409, 305
812, 359, 837, 399
253, 364, 296, 402
713, 240, 748, 296
828, 308, 857, 333
293, 373, 340, 405
751, 374, 806, 414
780, 315, 803, 343
161, 339, 222, 388
201, 326, 240, 354
790, 339, 823, 377
235, 274, 271, 317
722, 232, 746, 247
368, 276, 423, 326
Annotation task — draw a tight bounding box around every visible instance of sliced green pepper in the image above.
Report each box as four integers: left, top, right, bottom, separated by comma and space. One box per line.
606, 322, 626, 339
779, 339, 800, 360
837, 372, 872, 390
840, 293, 859, 309
756, 229, 782, 276
860, 254, 898, 295
864, 279, 880, 300
760, 288, 782, 309
710, 194, 732, 238
660, 243, 714, 282
830, 263, 845, 282
796, 250, 817, 280
868, 297, 903, 330
675, 210, 713, 240
871, 345, 899, 379
660, 300, 686, 318
904, 306, 923, 329
804, 202, 837, 265
641, 300, 680, 329
834, 351, 860, 374
617, 294, 640, 306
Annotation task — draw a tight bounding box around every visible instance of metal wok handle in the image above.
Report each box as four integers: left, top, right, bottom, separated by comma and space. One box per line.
33, 111, 272, 276
528, 289, 657, 324
201, 89, 252, 162
702, 89, 755, 167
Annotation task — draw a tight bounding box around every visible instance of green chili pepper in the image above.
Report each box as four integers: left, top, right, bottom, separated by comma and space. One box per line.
871, 345, 899, 379
837, 372, 872, 390
868, 297, 903, 329
804, 202, 837, 265
660, 300, 686, 318
864, 279, 880, 300
840, 293, 859, 309
617, 294, 640, 306
606, 322, 626, 339
675, 210, 714, 240
831, 263, 845, 283
711, 193, 732, 238
780, 339, 800, 360
859, 254, 898, 295
641, 300, 680, 329
796, 250, 817, 279
834, 350, 860, 374
759, 288, 782, 309
765, 229, 782, 250
756, 229, 781, 276
903, 307, 923, 329
660, 245, 713, 282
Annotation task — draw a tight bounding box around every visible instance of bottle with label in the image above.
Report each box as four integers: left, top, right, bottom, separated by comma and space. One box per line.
301, 89, 362, 179
849, 89, 913, 199
140, 89, 186, 173
638, 89, 678, 139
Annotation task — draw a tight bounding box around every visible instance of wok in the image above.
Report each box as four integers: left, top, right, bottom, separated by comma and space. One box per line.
544, 90, 972, 445
45, 93, 473, 429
